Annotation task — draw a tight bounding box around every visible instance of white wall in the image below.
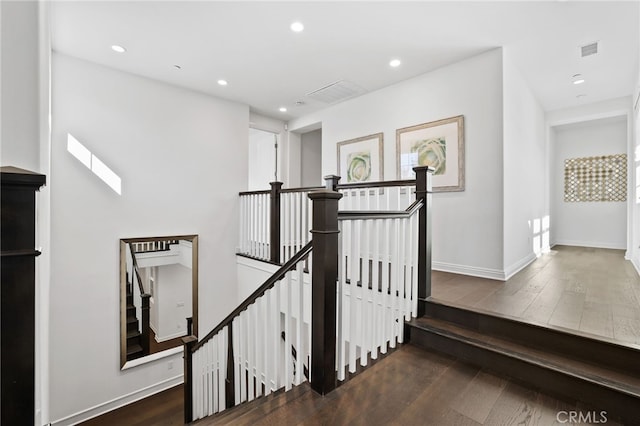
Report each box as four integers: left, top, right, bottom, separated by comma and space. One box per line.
50, 53, 248, 424
289, 49, 505, 277
156, 264, 192, 341
502, 51, 546, 277
0, 0, 40, 171
550, 117, 627, 249
300, 129, 322, 187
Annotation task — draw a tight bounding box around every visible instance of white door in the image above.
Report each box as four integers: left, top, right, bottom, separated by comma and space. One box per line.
248, 128, 278, 190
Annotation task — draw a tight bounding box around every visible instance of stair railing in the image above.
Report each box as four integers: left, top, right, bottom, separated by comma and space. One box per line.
188, 167, 432, 422
336, 198, 423, 380
128, 244, 151, 356
238, 178, 418, 265
183, 242, 314, 422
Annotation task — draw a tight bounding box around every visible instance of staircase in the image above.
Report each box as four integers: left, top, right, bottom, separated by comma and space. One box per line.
125, 288, 144, 361
406, 298, 640, 424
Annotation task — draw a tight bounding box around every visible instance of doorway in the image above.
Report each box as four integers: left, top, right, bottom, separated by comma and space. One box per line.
248, 128, 278, 190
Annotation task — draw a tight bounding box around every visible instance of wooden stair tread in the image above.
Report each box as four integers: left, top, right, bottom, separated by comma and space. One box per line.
194, 382, 311, 425
126, 344, 143, 356
410, 316, 640, 398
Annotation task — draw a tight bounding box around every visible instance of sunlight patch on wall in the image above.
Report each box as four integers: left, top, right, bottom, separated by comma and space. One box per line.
67, 133, 122, 195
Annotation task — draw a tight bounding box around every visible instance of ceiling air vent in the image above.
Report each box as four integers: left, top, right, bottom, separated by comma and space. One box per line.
306, 80, 366, 104
581, 42, 598, 57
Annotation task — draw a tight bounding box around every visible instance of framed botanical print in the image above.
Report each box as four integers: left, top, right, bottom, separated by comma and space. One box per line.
396, 115, 464, 192
337, 133, 384, 183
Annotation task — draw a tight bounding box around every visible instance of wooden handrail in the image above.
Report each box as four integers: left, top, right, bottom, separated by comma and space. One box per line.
129, 245, 146, 296
238, 178, 416, 197
338, 199, 423, 221
337, 179, 416, 190
192, 241, 313, 352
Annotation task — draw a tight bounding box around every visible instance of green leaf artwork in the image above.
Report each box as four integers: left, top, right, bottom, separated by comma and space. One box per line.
411, 137, 446, 175
346, 151, 371, 182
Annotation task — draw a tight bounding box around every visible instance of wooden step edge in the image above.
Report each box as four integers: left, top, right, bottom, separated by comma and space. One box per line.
196, 381, 311, 424
409, 320, 640, 399
426, 297, 640, 352
126, 344, 143, 356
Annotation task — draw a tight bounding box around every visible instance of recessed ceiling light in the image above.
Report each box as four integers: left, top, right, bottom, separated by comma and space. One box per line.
389, 59, 401, 68
111, 45, 126, 53
174, 65, 182, 70
572, 74, 585, 85
279, 107, 287, 112
577, 94, 587, 99
217, 79, 228, 86
290, 22, 304, 32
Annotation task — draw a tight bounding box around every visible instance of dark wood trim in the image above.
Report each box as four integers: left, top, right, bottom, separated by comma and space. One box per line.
270, 181, 283, 264
414, 166, 433, 317
1, 166, 46, 426
121, 235, 197, 244
192, 241, 313, 352
182, 335, 197, 424
235, 252, 282, 266
337, 179, 416, 190
240, 179, 417, 197
280, 186, 324, 194
0, 166, 47, 187
225, 325, 235, 409
238, 189, 271, 196
0, 249, 42, 257
141, 294, 151, 355
308, 189, 342, 395
337, 199, 423, 221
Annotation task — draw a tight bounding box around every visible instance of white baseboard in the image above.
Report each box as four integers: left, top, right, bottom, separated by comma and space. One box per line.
553, 239, 626, 250
51, 375, 183, 426
631, 257, 640, 277
432, 261, 506, 281
504, 252, 537, 280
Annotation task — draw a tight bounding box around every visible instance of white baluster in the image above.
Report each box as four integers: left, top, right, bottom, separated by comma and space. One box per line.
360, 216, 369, 367
370, 218, 380, 361
233, 317, 240, 404
337, 221, 346, 381
295, 262, 303, 385
348, 219, 359, 373
284, 271, 292, 390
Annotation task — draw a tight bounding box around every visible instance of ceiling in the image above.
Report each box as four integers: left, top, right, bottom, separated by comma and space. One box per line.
51, 1, 639, 121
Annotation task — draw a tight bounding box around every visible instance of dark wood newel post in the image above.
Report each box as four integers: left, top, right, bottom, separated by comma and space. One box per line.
225, 325, 235, 409
414, 166, 433, 317
270, 181, 283, 263
324, 175, 341, 191
141, 294, 151, 355
186, 316, 193, 336
182, 335, 197, 424
308, 189, 342, 395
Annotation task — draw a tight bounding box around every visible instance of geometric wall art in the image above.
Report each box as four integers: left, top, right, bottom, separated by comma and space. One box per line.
564, 154, 627, 202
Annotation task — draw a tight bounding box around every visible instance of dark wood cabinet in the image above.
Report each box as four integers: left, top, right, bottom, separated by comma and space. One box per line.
1, 166, 46, 425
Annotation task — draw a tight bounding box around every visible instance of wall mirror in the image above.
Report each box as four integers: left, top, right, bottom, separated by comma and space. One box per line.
120, 235, 198, 369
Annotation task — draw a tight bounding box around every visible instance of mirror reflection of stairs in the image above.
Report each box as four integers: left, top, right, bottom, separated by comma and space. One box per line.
125, 286, 144, 361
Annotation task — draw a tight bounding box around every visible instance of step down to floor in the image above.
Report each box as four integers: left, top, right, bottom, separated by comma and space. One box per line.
407, 299, 640, 424
194, 382, 311, 425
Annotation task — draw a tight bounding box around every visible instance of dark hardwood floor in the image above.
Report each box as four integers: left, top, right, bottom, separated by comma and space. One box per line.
80, 385, 183, 426
432, 245, 640, 347
84, 245, 636, 425
82, 345, 623, 425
